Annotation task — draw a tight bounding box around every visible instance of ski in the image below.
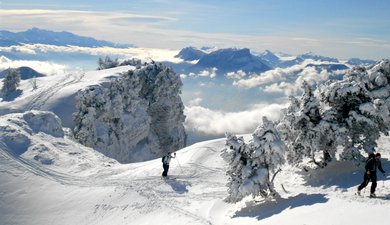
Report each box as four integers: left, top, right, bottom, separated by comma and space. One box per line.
354, 193, 390, 199
161, 176, 177, 180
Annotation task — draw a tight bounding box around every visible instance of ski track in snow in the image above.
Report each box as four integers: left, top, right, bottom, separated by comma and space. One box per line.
2, 125, 390, 225
1, 138, 227, 225
26, 72, 85, 111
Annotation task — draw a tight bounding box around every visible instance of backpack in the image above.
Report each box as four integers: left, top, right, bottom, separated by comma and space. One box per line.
162, 156, 166, 163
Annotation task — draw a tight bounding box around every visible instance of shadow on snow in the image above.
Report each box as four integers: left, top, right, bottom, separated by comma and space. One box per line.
1, 90, 23, 102
164, 178, 190, 194
302, 159, 390, 190
234, 193, 328, 220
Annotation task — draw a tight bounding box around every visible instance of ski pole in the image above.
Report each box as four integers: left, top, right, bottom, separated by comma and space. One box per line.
175, 155, 184, 174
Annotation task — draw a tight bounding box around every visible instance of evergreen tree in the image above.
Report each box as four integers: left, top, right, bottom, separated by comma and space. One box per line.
1, 68, 21, 96
221, 134, 249, 203
278, 60, 390, 168
222, 117, 286, 203
318, 60, 390, 164
278, 81, 324, 166
246, 117, 286, 197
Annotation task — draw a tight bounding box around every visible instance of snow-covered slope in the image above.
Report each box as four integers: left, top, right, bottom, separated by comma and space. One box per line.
0, 66, 133, 125
1, 111, 390, 225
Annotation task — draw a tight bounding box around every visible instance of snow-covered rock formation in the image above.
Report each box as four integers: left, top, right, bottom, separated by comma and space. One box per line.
73, 62, 187, 163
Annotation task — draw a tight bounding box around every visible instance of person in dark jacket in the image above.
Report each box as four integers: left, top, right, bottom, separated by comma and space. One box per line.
357, 153, 386, 197
162, 152, 176, 177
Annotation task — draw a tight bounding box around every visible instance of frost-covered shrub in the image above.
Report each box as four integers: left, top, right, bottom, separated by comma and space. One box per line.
74, 62, 186, 163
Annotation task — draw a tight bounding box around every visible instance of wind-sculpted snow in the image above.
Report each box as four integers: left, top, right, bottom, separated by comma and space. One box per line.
22, 110, 64, 137
0, 111, 117, 171
0, 111, 64, 157
73, 63, 186, 163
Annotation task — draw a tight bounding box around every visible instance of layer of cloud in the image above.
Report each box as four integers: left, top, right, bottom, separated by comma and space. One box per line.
226, 70, 247, 79
184, 103, 286, 135
180, 68, 218, 79
1, 9, 389, 59
0, 44, 183, 63
233, 59, 349, 96
0, 56, 68, 75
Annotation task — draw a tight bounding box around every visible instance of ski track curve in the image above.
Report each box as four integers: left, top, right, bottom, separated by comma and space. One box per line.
26, 72, 85, 111
1, 135, 227, 225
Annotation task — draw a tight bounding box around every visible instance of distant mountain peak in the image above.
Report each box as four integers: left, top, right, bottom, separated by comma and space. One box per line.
347, 58, 376, 66
175, 47, 206, 61
259, 50, 281, 68
0, 28, 134, 48
298, 52, 339, 63
0, 66, 45, 80
195, 47, 271, 73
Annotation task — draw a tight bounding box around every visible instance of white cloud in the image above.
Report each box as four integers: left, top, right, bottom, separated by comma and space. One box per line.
198, 68, 218, 78
296, 66, 330, 86
0, 44, 183, 63
188, 97, 203, 107
184, 103, 286, 135
0, 56, 68, 75
233, 62, 309, 88
234, 59, 349, 96
0, 45, 37, 55
263, 82, 300, 96
186, 67, 218, 78
226, 70, 247, 79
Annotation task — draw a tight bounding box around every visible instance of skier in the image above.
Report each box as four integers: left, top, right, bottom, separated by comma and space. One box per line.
357, 153, 386, 197
162, 151, 176, 178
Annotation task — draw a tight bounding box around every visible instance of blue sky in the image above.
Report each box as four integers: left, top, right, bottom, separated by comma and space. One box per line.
1, 0, 390, 59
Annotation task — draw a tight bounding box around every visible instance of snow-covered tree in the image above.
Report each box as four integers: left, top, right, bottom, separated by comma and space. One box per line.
97, 56, 119, 70
245, 117, 286, 197
320, 70, 379, 163
119, 58, 142, 67
277, 96, 300, 149
221, 133, 249, 203
222, 117, 286, 203
1, 68, 21, 96
278, 81, 326, 166
74, 62, 186, 163
277, 60, 390, 167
